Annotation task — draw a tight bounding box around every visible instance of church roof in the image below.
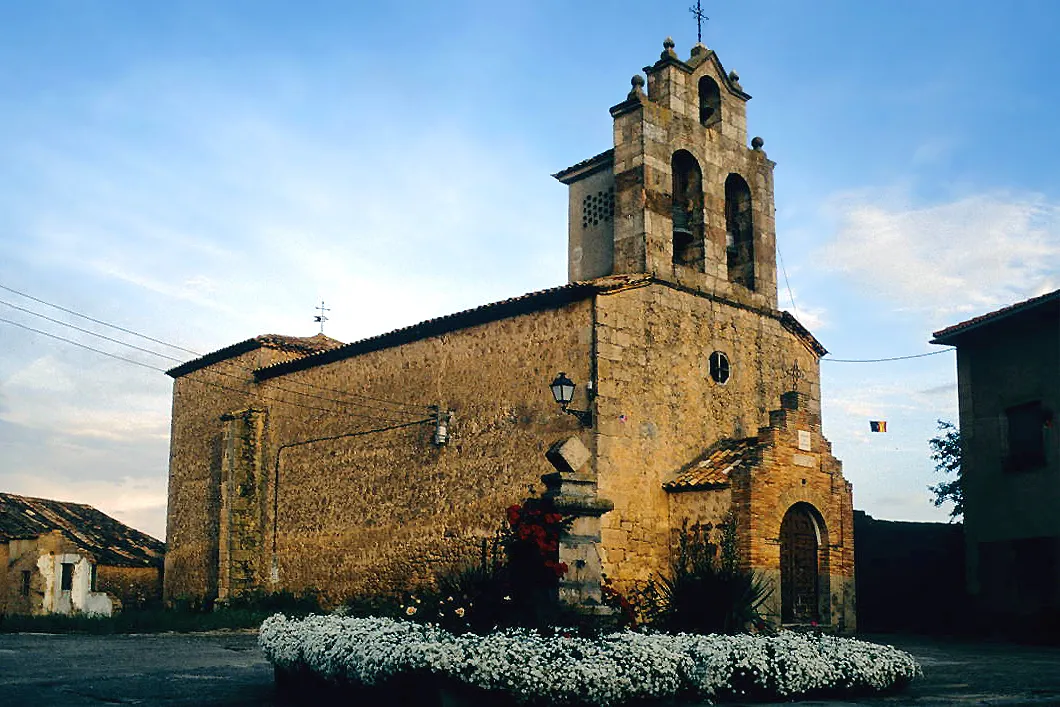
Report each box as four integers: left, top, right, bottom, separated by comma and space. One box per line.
0, 493, 164, 568
253, 275, 824, 380
553, 149, 615, 184
931, 289, 1060, 345
779, 311, 828, 357
255, 280, 610, 381
170, 275, 824, 383
664, 437, 759, 491
255, 333, 346, 355
166, 332, 344, 379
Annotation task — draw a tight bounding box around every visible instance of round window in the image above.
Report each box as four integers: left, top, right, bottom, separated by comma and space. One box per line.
709, 351, 730, 384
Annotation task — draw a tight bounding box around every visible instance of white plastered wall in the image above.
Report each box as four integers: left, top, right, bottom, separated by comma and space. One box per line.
36, 552, 112, 616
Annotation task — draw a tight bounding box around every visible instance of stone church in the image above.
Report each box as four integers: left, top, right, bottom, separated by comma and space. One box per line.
164, 38, 855, 631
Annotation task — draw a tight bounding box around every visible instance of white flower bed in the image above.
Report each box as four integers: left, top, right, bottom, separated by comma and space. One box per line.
260, 614, 921, 705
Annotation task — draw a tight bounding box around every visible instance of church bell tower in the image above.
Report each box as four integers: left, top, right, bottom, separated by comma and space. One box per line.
554, 38, 778, 311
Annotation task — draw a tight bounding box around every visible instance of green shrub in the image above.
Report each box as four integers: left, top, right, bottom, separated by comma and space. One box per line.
215, 588, 322, 616
0, 589, 324, 634
632, 515, 773, 635
339, 593, 404, 619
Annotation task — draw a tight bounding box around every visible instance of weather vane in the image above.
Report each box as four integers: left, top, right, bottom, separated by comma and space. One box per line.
689, 1, 708, 44
314, 300, 330, 334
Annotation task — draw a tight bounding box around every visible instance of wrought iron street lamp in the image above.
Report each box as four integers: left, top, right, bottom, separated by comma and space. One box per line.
549, 372, 593, 427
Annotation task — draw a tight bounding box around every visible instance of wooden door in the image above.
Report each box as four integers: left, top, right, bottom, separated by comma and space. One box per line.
780, 505, 819, 623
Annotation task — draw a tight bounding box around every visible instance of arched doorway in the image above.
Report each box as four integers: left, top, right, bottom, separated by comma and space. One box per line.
780, 503, 823, 623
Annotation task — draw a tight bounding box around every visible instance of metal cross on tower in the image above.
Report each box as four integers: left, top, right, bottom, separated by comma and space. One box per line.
314, 300, 330, 334
787, 360, 805, 392
689, 1, 708, 44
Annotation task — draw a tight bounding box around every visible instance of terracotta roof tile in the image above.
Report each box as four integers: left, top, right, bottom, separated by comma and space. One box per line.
254, 333, 344, 356
664, 437, 759, 491
0, 493, 164, 568
254, 280, 612, 381
167, 333, 344, 378
552, 149, 615, 183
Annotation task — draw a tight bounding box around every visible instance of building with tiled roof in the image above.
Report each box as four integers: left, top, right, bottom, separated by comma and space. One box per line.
0, 493, 164, 616
163, 37, 854, 631
932, 290, 1060, 619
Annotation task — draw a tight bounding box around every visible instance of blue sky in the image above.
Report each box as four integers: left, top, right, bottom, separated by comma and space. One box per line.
1, 1, 1058, 539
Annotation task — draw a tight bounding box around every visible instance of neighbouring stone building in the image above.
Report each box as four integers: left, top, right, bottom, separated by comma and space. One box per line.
165, 38, 855, 630
932, 289, 1060, 621
0, 493, 165, 616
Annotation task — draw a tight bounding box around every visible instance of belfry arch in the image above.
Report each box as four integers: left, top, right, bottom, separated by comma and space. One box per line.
698, 76, 721, 127
779, 502, 828, 623
671, 150, 704, 267
724, 173, 755, 290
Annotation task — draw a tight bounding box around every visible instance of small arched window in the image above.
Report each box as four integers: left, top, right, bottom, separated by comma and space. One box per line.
698, 76, 721, 127
708, 351, 730, 384
725, 173, 755, 290
671, 150, 704, 267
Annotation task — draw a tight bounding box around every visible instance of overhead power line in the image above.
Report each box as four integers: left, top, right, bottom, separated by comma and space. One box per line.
0, 282, 430, 414
777, 246, 799, 319
0, 316, 171, 373
0, 298, 184, 363
0, 316, 411, 424
823, 349, 952, 363
0, 298, 416, 422
0, 282, 200, 356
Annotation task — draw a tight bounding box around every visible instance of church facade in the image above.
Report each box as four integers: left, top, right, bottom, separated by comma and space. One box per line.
164, 39, 855, 630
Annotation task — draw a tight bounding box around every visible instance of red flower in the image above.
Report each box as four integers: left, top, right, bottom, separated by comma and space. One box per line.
506, 505, 521, 525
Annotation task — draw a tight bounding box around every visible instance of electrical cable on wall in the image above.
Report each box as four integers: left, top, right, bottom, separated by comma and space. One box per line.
269, 416, 437, 579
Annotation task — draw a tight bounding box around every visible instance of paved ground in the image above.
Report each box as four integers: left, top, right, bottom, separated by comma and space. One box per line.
0, 631, 276, 706
0, 631, 1057, 705
749, 634, 1060, 706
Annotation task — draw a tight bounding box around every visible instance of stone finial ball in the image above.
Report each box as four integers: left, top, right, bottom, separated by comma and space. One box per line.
751, 136, 765, 150
663, 37, 676, 50
631, 75, 645, 89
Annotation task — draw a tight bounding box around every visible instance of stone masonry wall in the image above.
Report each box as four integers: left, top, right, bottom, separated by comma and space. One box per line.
96, 565, 163, 609
593, 281, 822, 588
174, 301, 596, 605
611, 42, 777, 311
217, 407, 267, 601
736, 392, 855, 631
667, 487, 732, 534
956, 316, 1060, 605
3, 538, 51, 615
165, 346, 317, 604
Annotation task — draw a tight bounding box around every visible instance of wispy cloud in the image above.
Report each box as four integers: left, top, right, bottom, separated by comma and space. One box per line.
820, 191, 1060, 322
4, 355, 76, 393
918, 383, 957, 398
0, 472, 167, 540
0, 53, 569, 541
911, 136, 959, 166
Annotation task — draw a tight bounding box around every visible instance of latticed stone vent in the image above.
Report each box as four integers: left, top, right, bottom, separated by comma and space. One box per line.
581, 187, 615, 228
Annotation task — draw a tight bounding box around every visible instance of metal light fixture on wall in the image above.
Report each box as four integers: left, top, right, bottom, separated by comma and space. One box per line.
549, 372, 593, 427
430, 406, 451, 446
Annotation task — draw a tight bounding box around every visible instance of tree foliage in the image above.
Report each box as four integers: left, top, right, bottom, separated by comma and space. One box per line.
928, 419, 963, 519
